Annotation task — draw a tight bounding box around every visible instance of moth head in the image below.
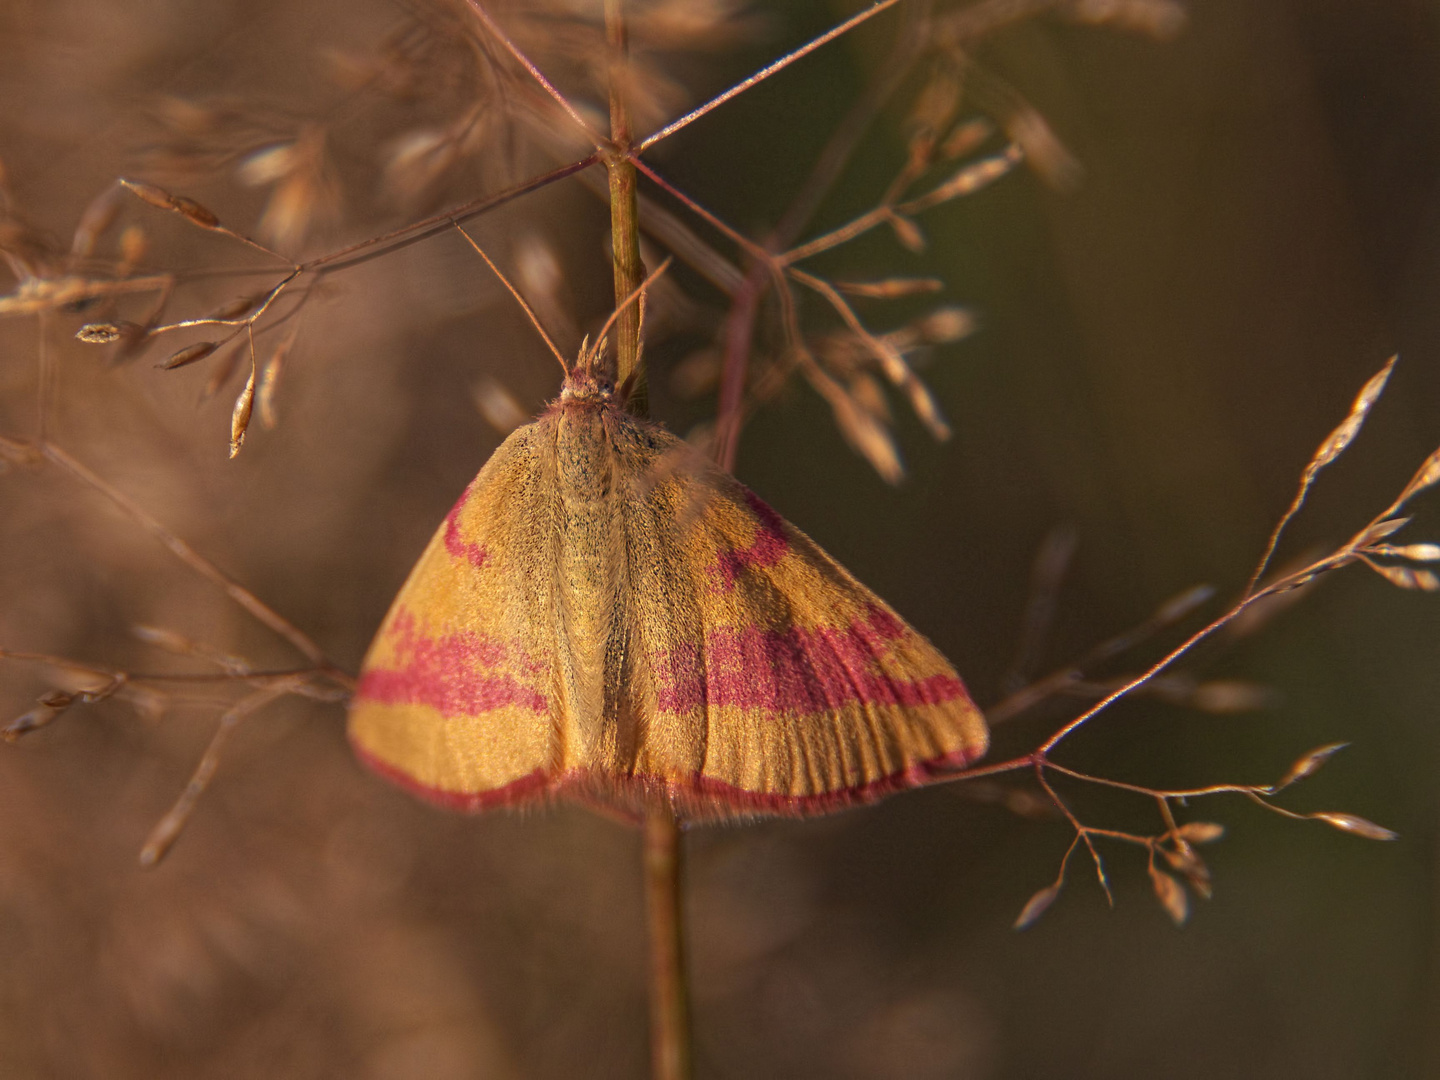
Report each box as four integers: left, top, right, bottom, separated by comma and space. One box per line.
562, 339, 616, 403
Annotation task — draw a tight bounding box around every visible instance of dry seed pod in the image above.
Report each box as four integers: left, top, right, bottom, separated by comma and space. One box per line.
255, 125, 334, 250
915, 306, 976, 344
1066, 0, 1187, 39
1371, 543, 1440, 562
257, 327, 297, 429
848, 374, 891, 423
828, 388, 903, 483
133, 624, 250, 674
886, 212, 926, 253
1162, 846, 1213, 900
472, 376, 529, 436
132, 624, 202, 655
1310, 812, 1397, 841
922, 147, 1024, 206
1013, 881, 1062, 930
1149, 865, 1189, 925
901, 376, 951, 441
1189, 680, 1275, 714
121, 179, 176, 211
152, 95, 216, 136
1174, 822, 1225, 844
159, 341, 219, 370
3, 692, 73, 742
1006, 109, 1082, 189
1359, 517, 1411, 545
907, 61, 964, 159
1154, 583, 1216, 625
1368, 563, 1440, 591
1002, 788, 1056, 819
237, 142, 297, 186
835, 278, 944, 300
940, 117, 993, 160
384, 129, 458, 205
1276, 742, 1348, 789
69, 185, 123, 258
1307, 355, 1396, 477
208, 292, 267, 321
76, 322, 128, 344
118, 225, 147, 269
170, 196, 220, 229
230, 363, 256, 457
1400, 447, 1440, 502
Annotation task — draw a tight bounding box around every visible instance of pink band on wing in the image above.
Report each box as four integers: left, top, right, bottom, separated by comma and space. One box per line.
712, 491, 789, 589
443, 497, 490, 568
652, 605, 967, 713
357, 609, 548, 717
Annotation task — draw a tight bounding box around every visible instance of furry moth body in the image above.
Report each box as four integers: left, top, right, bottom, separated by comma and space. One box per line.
348, 365, 988, 820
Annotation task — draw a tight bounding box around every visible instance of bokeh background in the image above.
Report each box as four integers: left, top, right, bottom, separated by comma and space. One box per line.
2, 1, 1439, 1076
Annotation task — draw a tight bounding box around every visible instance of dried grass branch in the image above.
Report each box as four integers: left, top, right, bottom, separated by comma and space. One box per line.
949, 359, 1429, 927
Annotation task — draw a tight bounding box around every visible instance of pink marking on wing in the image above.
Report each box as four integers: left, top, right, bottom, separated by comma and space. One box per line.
713, 491, 789, 589
357, 609, 547, 717
532, 743, 986, 820
679, 743, 984, 817
351, 740, 552, 812
653, 605, 967, 714
443, 494, 489, 568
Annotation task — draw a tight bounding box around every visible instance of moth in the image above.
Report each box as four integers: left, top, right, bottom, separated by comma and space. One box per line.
348, 256, 988, 821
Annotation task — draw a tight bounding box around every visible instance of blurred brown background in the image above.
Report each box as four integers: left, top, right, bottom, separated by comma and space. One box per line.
2, 1, 1439, 1077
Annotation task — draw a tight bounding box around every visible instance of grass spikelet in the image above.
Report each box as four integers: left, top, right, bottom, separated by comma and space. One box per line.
1148, 864, 1189, 925
159, 340, 219, 370
1248, 355, 1398, 594
257, 326, 297, 430
229, 350, 256, 458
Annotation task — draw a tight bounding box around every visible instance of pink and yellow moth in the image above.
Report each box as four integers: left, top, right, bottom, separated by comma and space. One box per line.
348, 265, 987, 821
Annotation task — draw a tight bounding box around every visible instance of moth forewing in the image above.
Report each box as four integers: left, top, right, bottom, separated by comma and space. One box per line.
348, 419, 558, 806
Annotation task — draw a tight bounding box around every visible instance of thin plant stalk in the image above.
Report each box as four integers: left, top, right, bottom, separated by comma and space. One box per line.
644, 809, 691, 1080
606, 0, 645, 385
604, 2, 690, 1077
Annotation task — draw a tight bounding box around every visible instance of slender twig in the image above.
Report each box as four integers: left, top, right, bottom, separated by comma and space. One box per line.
637, 0, 907, 151
606, 0, 645, 386
1035, 559, 1341, 756
644, 810, 691, 1080
306, 154, 601, 276
1245, 356, 1398, 595
0, 648, 340, 691
146, 268, 300, 336
138, 684, 291, 867
453, 223, 569, 373
1035, 764, 1111, 902
771, 0, 931, 248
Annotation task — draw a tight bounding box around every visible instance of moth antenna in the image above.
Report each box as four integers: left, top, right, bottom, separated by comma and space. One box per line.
634, 282, 649, 371
453, 222, 569, 375
592, 256, 674, 375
